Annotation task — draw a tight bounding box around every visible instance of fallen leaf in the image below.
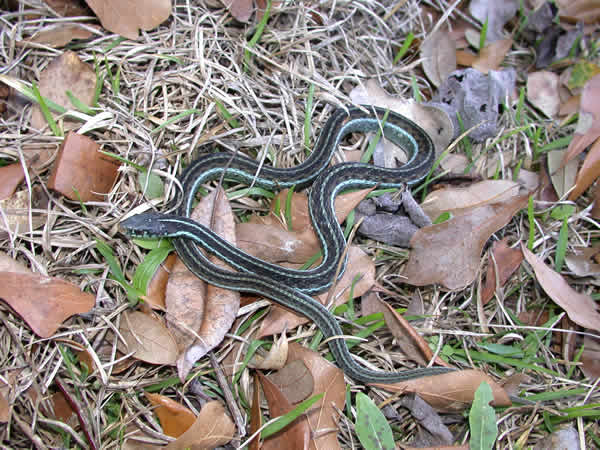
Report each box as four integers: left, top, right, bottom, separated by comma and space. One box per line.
548, 148, 578, 199
421, 180, 521, 220
527, 71, 561, 118
259, 372, 311, 450
249, 373, 262, 450
569, 137, 600, 200
421, 30, 457, 87
557, 0, 600, 24
118, 310, 178, 365
481, 238, 523, 305
22, 24, 97, 48
562, 73, 600, 166
166, 187, 240, 380
221, 0, 254, 22
404, 194, 529, 290
522, 245, 600, 331
165, 401, 235, 449
31, 51, 96, 134
533, 426, 580, 450
469, 0, 519, 43
0, 186, 50, 238
593, 184, 600, 219
259, 246, 375, 337
372, 369, 511, 412
144, 253, 176, 310
397, 393, 454, 447
267, 359, 314, 404
0, 272, 95, 338
0, 392, 9, 423
47, 132, 120, 202
45, 0, 91, 16
565, 246, 600, 277
85, 0, 172, 40
145, 392, 196, 438
472, 38, 513, 74
580, 333, 600, 379
0, 163, 25, 200
249, 332, 289, 370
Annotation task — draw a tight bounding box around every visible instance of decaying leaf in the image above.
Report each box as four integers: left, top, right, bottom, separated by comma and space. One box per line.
527, 71, 562, 118
267, 359, 314, 404
144, 253, 176, 310
421, 30, 457, 88
472, 38, 513, 74
548, 148, 578, 199
469, 0, 519, 43
404, 194, 528, 290
569, 137, 600, 200
31, 51, 96, 134
118, 310, 178, 365
562, 74, 600, 166
565, 246, 600, 277
372, 369, 511, 412
580, 333, 600, 379
259, 372, 311, 450
249, 332, 289, 370
0, 271, 95, 338
164, 401, 235, 450
84, 0, 172, 40
22, 24, 97, 48
522, 245, 600, 331
557, 0, 600, 24
145, 392, 196, 438
47, 132, 120, 202
0, 163, 24, 201
166, 187, 240, 380
481, 238, 523, 305
221, 0, 254, 22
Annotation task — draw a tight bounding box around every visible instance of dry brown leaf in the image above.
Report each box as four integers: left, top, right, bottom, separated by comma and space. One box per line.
0, 392, 9, 423
248, 332, 289, 370
472, 39, 513, 73
165, 401, 235, 450
145, 392, 196, 438
565, 246, 600, 277
31, 51, 96, 134
267, 359, 314, 404
593, 184, 600, 219
559, 95, 581, 117
421, 180, 521, 220
259, 372, 311, 450
580, 333, 600, 379
84, 0, 172, 40
221, 0, 254, 22
45, 0, 91, 16
522, 245, 600, 331
481, 238, 523, 305
144, 253, 175, 310
249, 373, 262, 450
569, 137, 600, 200
456, 49, 477, 67
236, 223, 319, 264
23, 24, 97, 48
118, 310, 178, 365
0, 272, 95, 338
166, 187, 240, 380
259, 245, 375, 337
47, 132, 120, 202
548, 148, 578, 199
0, 163, 25, 201
527, 71, 561, 118
557, 0, 600, 24
404, 194, 528, 290
372, 369, 511, 412
421, 30, 457, 87
562, 73, 600, 166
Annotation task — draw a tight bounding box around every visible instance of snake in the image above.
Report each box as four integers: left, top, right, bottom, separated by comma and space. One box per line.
122, 106, 454, 383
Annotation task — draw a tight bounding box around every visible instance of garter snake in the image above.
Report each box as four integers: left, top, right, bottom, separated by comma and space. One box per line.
122, 106, 454, 383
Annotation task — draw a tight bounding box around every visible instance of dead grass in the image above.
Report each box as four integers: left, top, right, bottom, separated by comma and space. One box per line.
1, 0, 599, 448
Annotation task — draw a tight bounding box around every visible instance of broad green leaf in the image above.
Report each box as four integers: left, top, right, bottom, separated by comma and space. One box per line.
138, 171, 164, 199
132, 245, 173, 293
355, 392, 395, 450
469, 382, 498, 450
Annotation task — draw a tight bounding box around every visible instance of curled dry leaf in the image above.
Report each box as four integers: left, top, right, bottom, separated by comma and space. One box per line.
568, 137, 600, 200
562, 73, 600, 166
527, 71, 561, 118
31, 51, 96, 135
248, 332, 289, 370
421, 180, 521, 220
118, 310, 178, 365
565, 246, 600, 277
481, 238, 524, 305
22, 24, 97, 48
259, 245, 375, 337
164, 401, 235, 450
166, 187, 240, 380
145, 392, 196, 438
143, 252, 176, 310
85, 0, 172, 40
421, 30, 457, 87
47, 132, 120, 202
522, 245, 600, 331
548, 149, 579, 200
404, 194, 529, 290
372, 369, 511, 412
0, 272, 95, 338
259, 372, 311, 450
472, 38, 513, 74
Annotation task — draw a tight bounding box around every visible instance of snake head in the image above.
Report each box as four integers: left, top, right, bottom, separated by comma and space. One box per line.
121, 213, 174, 238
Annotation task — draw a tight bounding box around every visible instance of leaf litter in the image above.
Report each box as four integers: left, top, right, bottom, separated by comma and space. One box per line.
2, 0, 600, 448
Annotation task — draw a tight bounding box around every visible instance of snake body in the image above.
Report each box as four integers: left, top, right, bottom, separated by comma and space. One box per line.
122, 106, 454, 383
